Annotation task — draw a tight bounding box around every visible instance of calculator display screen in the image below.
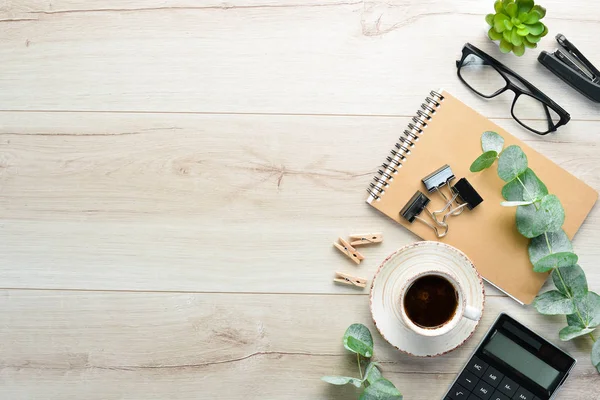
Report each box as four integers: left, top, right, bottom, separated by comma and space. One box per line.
484, 332, 560, 389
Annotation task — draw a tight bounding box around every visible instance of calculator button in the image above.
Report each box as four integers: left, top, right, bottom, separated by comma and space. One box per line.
467, 356, 489, 377
498, 376, 518, 397
489, 391, 510, 400
473, 380, 494, 400
482, 366, 504, 388
457, 370, 479, 391
448, 383, 470, 400
513, 387, 534, 400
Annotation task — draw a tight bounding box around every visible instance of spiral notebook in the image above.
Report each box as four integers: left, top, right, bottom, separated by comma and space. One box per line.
367, 90, 597, 305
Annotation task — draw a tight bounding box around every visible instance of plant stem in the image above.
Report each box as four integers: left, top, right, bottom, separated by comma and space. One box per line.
357, 352, 363, 380
516, 174, 593, 339
516, 175, 538, 208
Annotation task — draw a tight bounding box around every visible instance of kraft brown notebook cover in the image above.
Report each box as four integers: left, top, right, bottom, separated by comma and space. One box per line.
367, 90, 598, 304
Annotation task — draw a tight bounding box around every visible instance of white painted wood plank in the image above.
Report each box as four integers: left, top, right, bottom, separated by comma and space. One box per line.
0, 113, 598, 293
0, 291, 596, 399
0, 1, 599, 118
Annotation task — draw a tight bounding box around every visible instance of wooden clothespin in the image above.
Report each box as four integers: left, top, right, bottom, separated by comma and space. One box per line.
349, 233, 383, 246
333, 237, 364, 264
334, 271, 367, 288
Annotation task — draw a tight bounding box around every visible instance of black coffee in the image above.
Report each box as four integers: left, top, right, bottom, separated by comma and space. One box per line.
403, 275, 458, 328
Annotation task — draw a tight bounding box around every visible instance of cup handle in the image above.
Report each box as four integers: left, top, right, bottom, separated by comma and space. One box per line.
464, 305, 481, 321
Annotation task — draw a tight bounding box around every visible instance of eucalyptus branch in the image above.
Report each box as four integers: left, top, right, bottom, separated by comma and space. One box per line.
470, 131, 600, 373
322, 324, 402, 399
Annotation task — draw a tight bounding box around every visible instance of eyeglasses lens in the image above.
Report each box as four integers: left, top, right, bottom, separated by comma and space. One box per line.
512, 94, 561, 134
459, 54, 507, 97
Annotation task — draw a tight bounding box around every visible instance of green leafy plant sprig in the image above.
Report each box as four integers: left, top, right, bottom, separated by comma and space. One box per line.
322, 323, 403, 399
471, 131, 600, 373
485, 0, 548, 56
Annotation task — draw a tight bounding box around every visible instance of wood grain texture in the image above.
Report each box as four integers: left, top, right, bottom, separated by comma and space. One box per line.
0, 0, 599, 398
0, 291, 597, 399
1, 0, 599, 118
0, 113, 598, 293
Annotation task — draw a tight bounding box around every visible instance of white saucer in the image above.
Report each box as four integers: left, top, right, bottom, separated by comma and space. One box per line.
370, 241, 485, 357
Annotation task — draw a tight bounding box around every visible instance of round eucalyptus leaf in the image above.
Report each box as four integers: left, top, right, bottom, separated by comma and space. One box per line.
365, 362, 383, 385
559, 325, 595, 341
501, 168, 547, 202
322, 376, 363, 388
470, 151, 498, 172
552, 265, 588, 299
528, 230, 577, 272
481, 131, 504, 153
570, 292, 600, 329
592, 340, 600, 373
533, 290, 575, 315
359, 378, 403, 400
343, 323, 374, 358
516, 195, 565, 238
498, 145, 528, 182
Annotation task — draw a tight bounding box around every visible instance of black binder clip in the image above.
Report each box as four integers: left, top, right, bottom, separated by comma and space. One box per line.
433, 178, 484, 226
422, 164, 465, 217
452, 178, 483, 210
538, 34, 600, 103
400, 191, 448, 238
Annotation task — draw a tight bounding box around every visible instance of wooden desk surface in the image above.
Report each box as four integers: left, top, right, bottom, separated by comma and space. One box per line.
1, 0, 598, 398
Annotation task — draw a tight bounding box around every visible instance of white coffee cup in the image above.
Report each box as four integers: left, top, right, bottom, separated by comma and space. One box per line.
397, 269, 481, 337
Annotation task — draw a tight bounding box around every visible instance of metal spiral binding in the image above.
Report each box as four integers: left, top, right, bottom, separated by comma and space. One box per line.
366, 90, 445, 201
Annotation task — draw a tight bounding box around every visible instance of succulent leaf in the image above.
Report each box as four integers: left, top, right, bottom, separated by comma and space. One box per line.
511, 29, 523, 46
526, 22, 545, 35
524, 10, 542, 24
532, 4, 546, 18
486, 0, 547, 56
500, 39, 513, 53
523, 38, 538, 48
518, 12, 528, 22
495, 0, 504, 13
517, 0, 534, 13
506, 2, 518, 17
495, 13, 509, 32
489, 28, 504, 41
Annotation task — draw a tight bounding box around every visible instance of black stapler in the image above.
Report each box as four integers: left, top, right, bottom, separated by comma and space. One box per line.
538, 34, 600, 102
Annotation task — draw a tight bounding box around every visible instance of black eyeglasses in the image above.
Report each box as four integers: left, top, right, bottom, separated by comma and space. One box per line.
456, 43, 570, 135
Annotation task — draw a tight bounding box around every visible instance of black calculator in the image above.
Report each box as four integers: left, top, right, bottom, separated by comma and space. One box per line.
442, 313, 576, 400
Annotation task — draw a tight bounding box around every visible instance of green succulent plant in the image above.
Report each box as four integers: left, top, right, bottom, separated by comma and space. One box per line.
486, 0, 548, 56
